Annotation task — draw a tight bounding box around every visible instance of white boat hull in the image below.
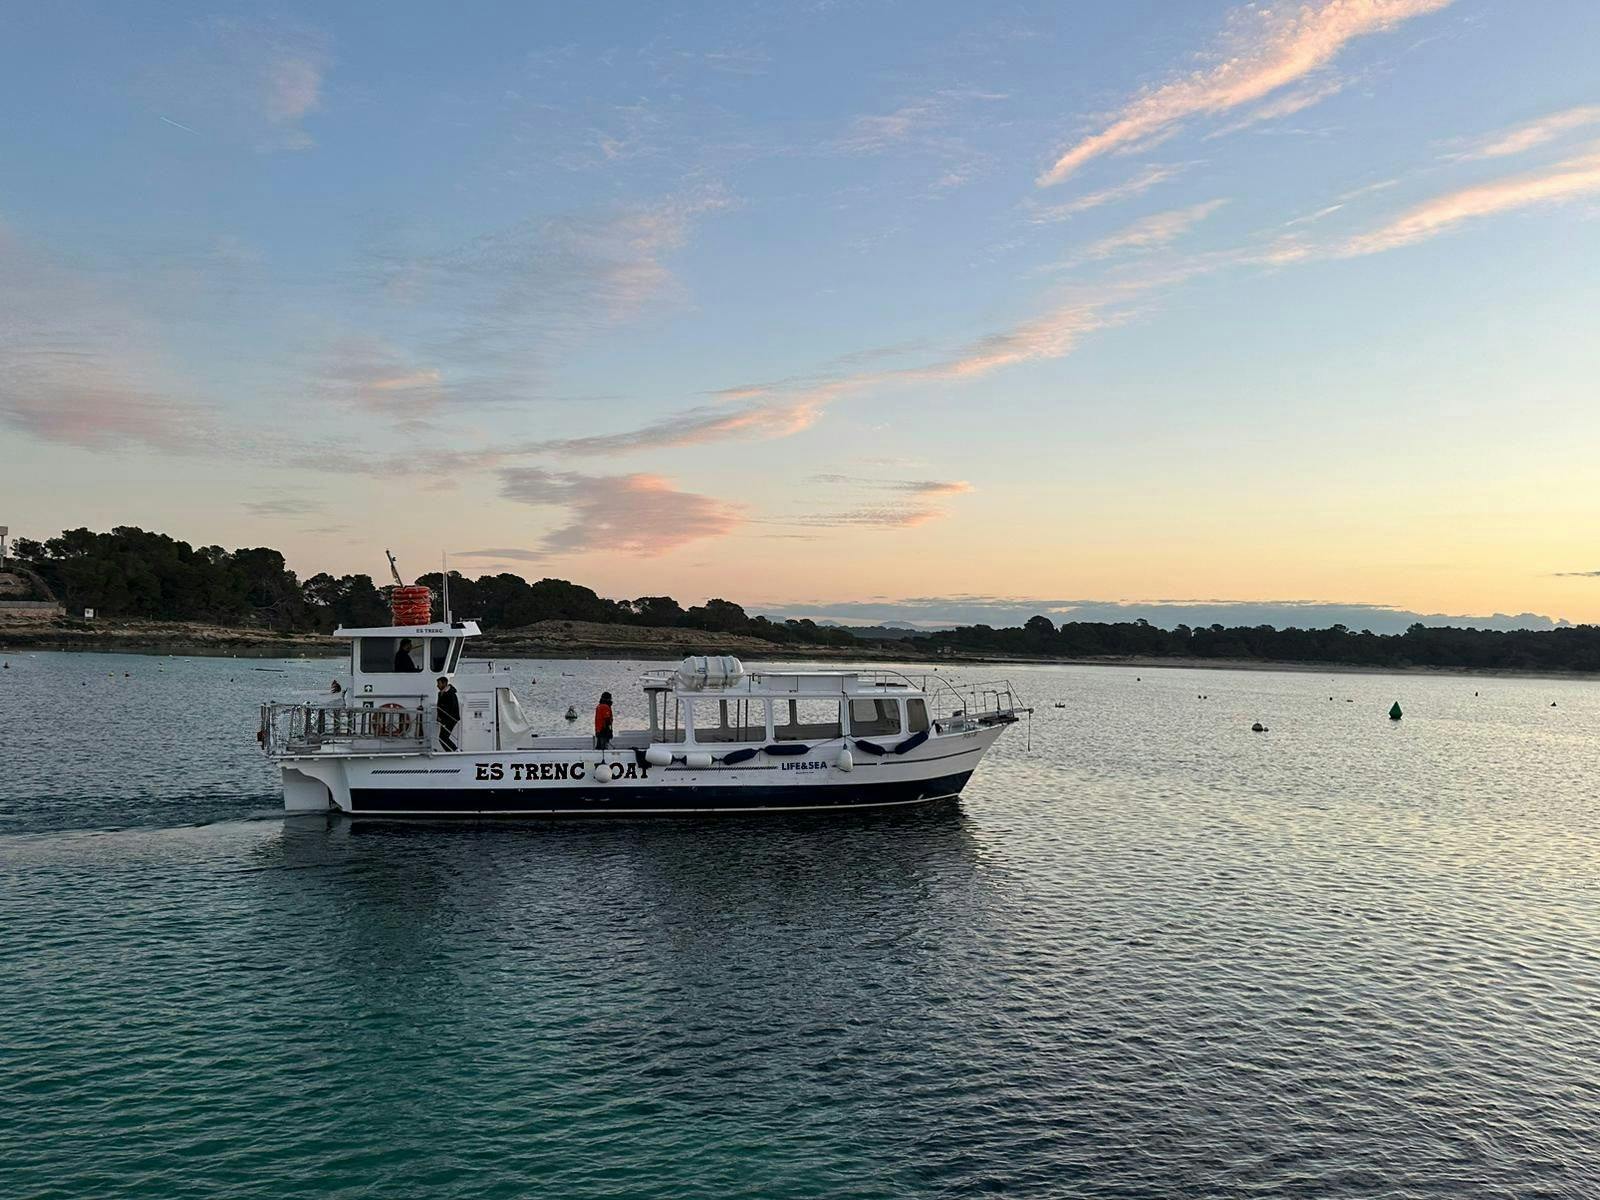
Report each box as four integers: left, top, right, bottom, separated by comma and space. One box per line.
277, 725, 1005, 817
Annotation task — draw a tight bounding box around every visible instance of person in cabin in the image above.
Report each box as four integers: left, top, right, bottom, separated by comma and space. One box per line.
436, 676, 461, 751
594, 691, 614, 751
394, 638, 419, 672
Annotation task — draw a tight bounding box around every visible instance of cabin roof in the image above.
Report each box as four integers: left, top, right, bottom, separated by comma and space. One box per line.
642, 668, 920, 697
332, 621, 481, 639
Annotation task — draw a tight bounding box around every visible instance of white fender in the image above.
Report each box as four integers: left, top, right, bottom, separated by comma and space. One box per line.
834, 748, 854, 772
645, 746, 674, 767
590, 756, 610, 782
685, 751, 713, 770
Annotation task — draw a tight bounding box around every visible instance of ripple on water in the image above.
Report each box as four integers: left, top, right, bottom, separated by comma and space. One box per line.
2, 655, 1599, 1197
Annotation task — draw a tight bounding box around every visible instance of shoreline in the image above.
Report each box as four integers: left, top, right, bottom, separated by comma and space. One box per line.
3, 617, 1597, 680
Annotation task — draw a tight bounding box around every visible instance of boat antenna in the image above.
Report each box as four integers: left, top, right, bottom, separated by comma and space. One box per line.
384, 549, 403, 588
441, 551, 451, 624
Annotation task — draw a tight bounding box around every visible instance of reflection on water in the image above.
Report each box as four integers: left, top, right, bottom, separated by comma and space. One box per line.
3, 653, 1599, 1197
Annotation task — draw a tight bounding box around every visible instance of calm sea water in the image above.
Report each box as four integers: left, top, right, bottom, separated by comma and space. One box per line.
2, 651, 1598, 1198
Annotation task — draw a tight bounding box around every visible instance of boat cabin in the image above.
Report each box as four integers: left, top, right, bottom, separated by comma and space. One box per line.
640, 659, 932, 746
337, 620, 481, 700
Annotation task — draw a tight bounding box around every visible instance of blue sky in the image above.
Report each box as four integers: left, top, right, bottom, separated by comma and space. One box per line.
3, 1, 1599, 629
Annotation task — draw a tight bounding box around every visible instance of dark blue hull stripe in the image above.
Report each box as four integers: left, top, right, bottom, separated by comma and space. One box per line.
348, 770, 974, 815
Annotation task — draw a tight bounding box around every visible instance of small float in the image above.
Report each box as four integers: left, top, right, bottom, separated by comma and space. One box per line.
257, 584, 1029, 818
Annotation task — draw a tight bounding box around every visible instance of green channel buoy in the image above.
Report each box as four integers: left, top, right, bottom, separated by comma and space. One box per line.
1389, 701, 1403, 720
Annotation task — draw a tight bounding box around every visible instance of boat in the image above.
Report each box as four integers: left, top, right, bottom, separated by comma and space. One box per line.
256, 593, 1029, 817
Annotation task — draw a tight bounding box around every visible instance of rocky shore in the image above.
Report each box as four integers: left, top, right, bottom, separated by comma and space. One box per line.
0, 614, 891, 661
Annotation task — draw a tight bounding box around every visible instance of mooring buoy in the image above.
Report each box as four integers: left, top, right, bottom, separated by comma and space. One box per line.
1389, 701, 1403, 720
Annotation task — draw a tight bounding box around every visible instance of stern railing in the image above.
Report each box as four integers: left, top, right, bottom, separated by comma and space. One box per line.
259, 702, 432, 756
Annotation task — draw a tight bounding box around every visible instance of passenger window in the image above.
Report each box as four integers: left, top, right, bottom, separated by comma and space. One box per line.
429, 638, 452, 673
693, 698, 768, 743
906, 699, 930, 733
848, 698, 901, 737
774, 697, 842, 741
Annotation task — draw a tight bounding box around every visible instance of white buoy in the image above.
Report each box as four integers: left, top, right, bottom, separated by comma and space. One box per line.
685, 751, 713, 770
834, 748, 854, 772
645, 746, 673, 767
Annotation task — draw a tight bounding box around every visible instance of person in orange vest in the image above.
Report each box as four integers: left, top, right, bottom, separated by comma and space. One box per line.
594, 691, 614, 750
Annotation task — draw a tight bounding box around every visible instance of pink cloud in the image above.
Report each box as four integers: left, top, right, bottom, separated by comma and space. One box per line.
1458, 106, 1600, 160
1038, 0, 1455, 186
1338, 147, 1600, 256
496, 468, 744, 556
0, 225, 211, 452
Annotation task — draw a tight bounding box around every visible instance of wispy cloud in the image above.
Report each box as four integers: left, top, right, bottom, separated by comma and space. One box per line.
544, 387, 837, 457
317, 338, 444, 413
0, 223, 212, 452
1038, 0, 1455, 186
793, 477, 975, 529
1455, 105, 1600, 160
1208, 76, 1347, 138
139, 17, 330, 152
368, 187, 732, 375
531, 279, 1153, 458
494, 468, 744, 556
242, 498, 319, 517
1552, 570, 1600, 578
1072, 200, 1229, 262
1026, 163, 1189, 223
1337, 146, 1600, 256
835, 90, 1008, 156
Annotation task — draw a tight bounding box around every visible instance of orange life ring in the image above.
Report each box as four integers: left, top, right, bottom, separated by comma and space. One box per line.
376, 703, 412, 737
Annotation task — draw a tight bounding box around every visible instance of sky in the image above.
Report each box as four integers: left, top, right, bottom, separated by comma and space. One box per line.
2, 0, 1599, 632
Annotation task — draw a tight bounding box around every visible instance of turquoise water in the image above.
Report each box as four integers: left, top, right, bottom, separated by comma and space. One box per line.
3, 652, 1599, 1197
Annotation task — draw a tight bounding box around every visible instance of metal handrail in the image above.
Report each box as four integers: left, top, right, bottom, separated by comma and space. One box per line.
259, 701, 431, 756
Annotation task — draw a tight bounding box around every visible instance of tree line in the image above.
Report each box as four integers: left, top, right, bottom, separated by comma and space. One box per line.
908, 614, 1600, 673
10, 527, 858, 646
13, 526, 1598, 670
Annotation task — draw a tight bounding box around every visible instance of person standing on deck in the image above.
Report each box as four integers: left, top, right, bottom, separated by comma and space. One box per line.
436, 676, 461, 751
594, 691, 614, 751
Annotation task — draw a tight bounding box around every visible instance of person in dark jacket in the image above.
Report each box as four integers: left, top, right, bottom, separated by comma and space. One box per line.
436, 676, 461, 751
594, 691, 614, 750
395, 639, 419, 672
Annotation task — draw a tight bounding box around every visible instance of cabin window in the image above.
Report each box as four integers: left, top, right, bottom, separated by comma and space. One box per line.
359, 637, 424, 673
774, 697, 843, 741
692, 698, 768, 743
848, 698, 901, 737
448, 641, 464, 671
429, 638, 453, 673
906, 699, 930, 733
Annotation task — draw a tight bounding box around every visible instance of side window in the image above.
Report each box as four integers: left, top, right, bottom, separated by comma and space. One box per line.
906, 699, 930, 733
429, 638, 452, 673
448, 641, 464, 671
774, 697, 843, 741
848, 698, 901, 737
359, 637, 398, 673
693, 698, 768, 743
